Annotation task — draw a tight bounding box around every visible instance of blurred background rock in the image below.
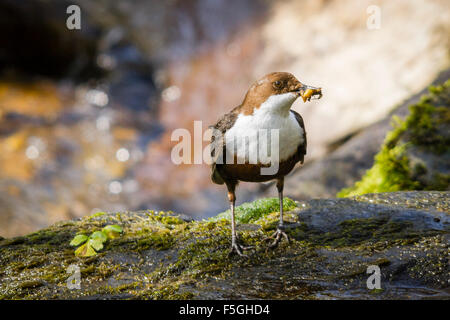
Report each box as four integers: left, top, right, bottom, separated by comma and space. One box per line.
0, 0, 449, 237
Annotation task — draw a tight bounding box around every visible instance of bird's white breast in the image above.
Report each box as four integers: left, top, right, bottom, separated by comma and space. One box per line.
224, 93, 304, 165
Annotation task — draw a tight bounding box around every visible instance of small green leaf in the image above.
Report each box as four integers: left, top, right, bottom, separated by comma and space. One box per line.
70, 234, 88, 247
102, 225, 123, 239
88, 238, 104, 251
90, 231, 108, 243
74, 242, 97, 257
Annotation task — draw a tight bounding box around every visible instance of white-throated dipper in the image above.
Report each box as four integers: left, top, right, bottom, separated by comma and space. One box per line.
210, 72, 322, 256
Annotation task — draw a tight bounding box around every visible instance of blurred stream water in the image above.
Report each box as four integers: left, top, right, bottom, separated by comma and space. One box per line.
0, 0, 267, 237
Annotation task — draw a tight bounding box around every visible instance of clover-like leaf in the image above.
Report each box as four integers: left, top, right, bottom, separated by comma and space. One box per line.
102, 225, 123, 239
88, 238, 104, 251
70, 234, 88, 247
90, 231, 108, 243
74, 242, 97, 257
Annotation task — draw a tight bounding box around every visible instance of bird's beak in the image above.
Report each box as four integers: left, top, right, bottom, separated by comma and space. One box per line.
295, 84, 322, 103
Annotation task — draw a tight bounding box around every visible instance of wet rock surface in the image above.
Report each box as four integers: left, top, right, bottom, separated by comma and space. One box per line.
0, 191, 448, 300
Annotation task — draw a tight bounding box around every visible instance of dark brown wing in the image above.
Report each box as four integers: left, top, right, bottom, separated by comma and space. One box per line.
209, 107, 239, 184
290, 110, 307, 164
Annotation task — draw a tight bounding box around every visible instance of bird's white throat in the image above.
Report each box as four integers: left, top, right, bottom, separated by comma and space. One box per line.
259, 92, 298, 117
224, 92, 303, 165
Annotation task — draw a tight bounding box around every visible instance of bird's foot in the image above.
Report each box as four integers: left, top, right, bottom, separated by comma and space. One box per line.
229, 240, 253, 257
264, 226, 290, 249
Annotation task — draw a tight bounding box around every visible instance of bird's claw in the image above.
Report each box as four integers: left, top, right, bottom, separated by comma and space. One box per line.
229, 241, 253, 257
264, 227, 290, 249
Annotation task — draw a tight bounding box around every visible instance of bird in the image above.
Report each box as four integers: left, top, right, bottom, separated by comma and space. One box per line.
209, 72, 322, 256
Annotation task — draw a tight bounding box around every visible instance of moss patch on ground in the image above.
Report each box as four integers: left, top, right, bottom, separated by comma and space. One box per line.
338, 80, 450, 197
211, 197, 298, 223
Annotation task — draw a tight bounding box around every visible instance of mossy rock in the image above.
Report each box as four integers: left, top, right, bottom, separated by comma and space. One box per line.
0, 192, 448, 300
338, 80, 450, 197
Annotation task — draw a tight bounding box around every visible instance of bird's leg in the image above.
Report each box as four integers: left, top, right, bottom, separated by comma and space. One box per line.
227, 184, 251, 257
265, 178, 290, 248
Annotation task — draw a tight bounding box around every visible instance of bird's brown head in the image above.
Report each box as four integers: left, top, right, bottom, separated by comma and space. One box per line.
241, 72, 322, 115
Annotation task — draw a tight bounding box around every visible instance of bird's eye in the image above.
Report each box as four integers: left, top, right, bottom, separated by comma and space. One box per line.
273, 80, 282, 89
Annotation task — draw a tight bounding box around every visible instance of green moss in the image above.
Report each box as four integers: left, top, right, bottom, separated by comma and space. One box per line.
88, 211, 107, 219
337, 144, 421, 197
338, 80, 450, 197
145, 211, 185, 226
369, 288, 385, 295
136, 282, 195, 300
254, 211, 298, 231
211, 197, 297, 224
19, 280, 45, 289
429, 172, 450, 190
26, 229, 71, 246
135, 230, 175, 251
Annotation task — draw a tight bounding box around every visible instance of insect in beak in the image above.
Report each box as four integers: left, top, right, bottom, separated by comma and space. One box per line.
296, 85, 322, 102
